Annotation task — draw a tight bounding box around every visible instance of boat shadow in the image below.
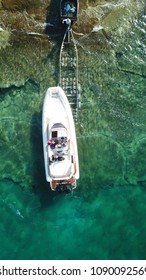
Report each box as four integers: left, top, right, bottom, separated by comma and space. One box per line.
30, 112, 56, 207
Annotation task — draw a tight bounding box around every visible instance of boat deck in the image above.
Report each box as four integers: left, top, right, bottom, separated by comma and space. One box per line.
47, 132, 75, 180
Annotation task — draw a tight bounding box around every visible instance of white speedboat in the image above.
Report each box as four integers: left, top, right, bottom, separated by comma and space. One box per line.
42, 86, 79, 191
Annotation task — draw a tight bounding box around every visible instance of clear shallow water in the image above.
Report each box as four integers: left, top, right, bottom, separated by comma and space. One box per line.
0, 4, 146, 260
1, 180, 146, 260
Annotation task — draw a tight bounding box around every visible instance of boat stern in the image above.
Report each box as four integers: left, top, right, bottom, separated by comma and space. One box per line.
50, 178, 76, 193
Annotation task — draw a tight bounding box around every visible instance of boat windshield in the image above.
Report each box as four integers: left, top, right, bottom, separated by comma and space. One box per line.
49, 123, 68, 147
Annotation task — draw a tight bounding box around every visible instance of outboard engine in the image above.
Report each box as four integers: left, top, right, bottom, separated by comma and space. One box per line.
56, 183, 72, 194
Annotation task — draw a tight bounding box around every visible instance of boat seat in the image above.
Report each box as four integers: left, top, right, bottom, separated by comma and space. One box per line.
50, 158, 72, 178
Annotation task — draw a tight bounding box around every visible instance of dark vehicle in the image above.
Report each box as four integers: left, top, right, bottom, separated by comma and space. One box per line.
60, 0, 79, 21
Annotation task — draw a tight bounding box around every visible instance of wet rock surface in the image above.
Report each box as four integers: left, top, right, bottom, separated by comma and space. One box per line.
0, 0, 146, 190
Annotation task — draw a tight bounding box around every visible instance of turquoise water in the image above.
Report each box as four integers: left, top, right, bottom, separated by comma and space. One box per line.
0, 4, 146, 260
1, 180, 146, 260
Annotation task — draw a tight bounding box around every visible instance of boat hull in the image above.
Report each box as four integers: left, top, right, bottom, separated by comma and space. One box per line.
42, 86, 79, 191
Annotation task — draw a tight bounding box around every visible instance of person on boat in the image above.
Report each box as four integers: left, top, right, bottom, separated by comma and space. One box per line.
54, 139, 59, 145
58, 156, 65, 161
62, 18, 71, 28
52, 154, 58, 161
64, 3, 75, 13
65, 3, 71, 12
50, 141, 55, 149
62, 142, 66, 147
47, 139, 51, 146
57, 143, 62, 148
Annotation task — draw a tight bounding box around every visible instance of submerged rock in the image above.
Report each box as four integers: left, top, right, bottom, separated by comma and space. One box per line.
78, 134, 126, 188
0, 81, 43, 187
127, 138, 146, 185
